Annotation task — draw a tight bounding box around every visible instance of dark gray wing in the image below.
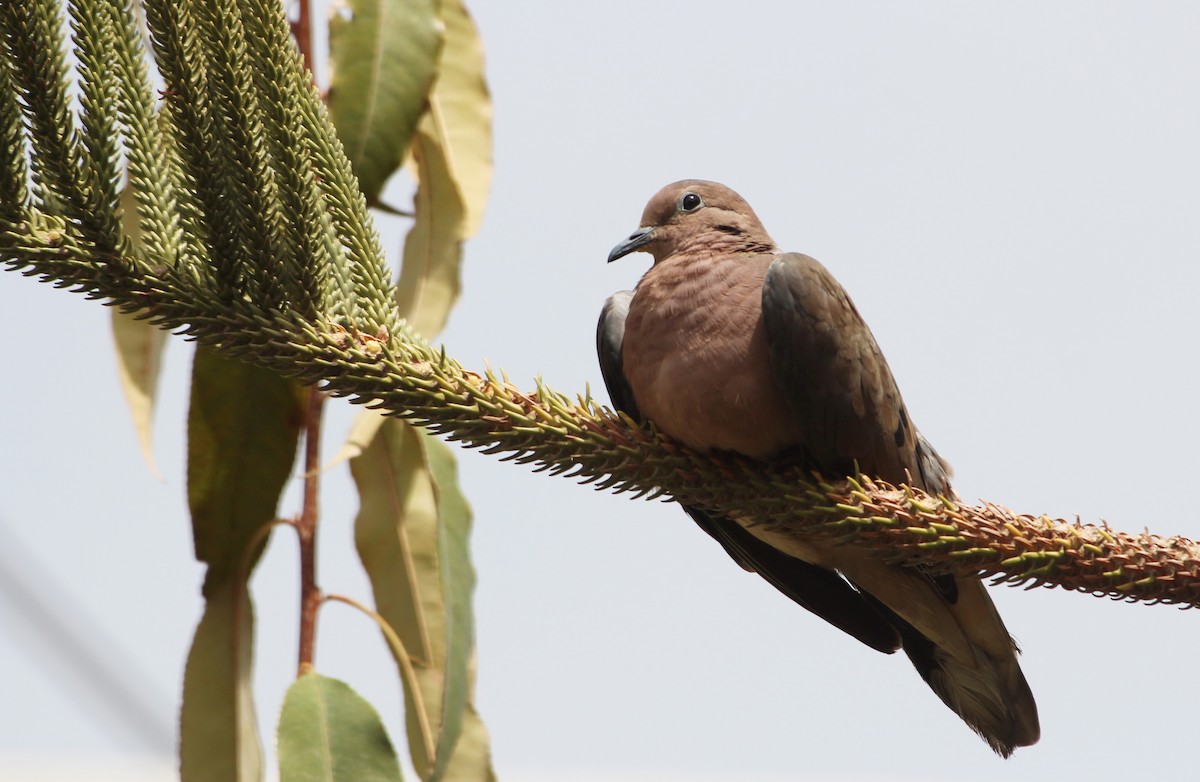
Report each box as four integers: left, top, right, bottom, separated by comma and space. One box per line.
761, 253, 952, 494
762, 253, 957, 602
597, 290, 901, 653
680, 506, 901, 652
915, 431, 953, 497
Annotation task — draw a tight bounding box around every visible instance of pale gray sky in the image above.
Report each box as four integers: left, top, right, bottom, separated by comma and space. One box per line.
4, 2, 1200, 780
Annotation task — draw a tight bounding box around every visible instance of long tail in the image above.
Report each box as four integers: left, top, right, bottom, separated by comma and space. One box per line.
733, 516, 1040, 755
850, 566, 1040, 756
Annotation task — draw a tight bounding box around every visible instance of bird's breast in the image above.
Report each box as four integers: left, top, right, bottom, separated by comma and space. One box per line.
622, 254, 803, 460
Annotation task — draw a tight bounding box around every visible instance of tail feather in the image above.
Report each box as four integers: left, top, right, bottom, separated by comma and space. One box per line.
855, 575, 1039, 756
881, 597, 1039, 756
742, 525, 1040, 755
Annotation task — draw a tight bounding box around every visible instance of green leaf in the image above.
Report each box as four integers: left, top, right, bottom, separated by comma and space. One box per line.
186, 345, 305, 594
278, 672, 403, 782
396, 128, 465, 340
181, 581, 262, 782
181, 346, 305, 782
441, 703, 495, 782
424, 0, 493, 237
328, 0, 442, 202
351, 420, 493, 782
420, 430, 478, 781
395, 0, 492, 340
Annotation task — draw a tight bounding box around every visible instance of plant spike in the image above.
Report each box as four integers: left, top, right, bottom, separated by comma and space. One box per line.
1, 2, 89, 234
2, 0, 1198, 610
0, 32, 29, 225
104, 0, 188, 269
70, 0, 124, 252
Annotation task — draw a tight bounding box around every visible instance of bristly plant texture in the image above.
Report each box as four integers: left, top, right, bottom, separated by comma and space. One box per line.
2, 0, 1198, 648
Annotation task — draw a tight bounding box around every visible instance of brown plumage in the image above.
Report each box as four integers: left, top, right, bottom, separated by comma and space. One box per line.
598, 179, 1039, 756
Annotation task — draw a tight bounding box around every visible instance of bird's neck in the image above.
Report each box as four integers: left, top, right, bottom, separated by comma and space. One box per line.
657, 229, 777, 264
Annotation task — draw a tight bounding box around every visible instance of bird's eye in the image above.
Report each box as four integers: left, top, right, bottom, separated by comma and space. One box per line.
680, 193, 703, 212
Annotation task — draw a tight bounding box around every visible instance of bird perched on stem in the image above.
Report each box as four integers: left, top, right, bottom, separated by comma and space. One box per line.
597, 179, 1039, 756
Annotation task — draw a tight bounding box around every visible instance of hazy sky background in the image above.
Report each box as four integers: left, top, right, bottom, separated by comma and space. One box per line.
4, 2, 1200, 780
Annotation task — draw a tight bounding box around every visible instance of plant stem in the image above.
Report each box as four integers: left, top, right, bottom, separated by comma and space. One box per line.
323, 594, 437, 765
296, 387, 325, 674
292, 0, 314, 74
290, 0, 322, 677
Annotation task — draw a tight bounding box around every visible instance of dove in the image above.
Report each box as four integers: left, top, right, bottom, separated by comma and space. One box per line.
598, 179, 1038, 755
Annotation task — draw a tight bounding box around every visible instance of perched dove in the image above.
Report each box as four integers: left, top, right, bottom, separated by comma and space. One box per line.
598, 180, 1039, 756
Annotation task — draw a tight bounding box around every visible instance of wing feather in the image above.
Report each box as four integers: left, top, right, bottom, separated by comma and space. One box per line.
761, 253, 921, 485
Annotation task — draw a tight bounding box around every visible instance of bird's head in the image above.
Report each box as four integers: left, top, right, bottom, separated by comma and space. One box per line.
607, 180, 776, 264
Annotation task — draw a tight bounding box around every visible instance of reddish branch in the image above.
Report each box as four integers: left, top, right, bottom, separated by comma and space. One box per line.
290, 0, 314, 75
295, 388, 325, 673
290, 0, 322, 676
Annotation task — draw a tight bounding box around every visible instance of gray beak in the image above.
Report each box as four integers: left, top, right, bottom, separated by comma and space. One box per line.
607, 226, 656, 263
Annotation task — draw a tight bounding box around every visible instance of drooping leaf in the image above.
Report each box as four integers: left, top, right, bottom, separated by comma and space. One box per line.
424, 0, 492, 236
420, 430, 479, 780
394, 0, 491, 340
352, 420, 438, 772
181, 346, 305, 782
278, 672, 403, 782
396, 127, 465, 340
111, 308, 166, 476
442, 701, 495, 782
328, 0, 442, 202
181, 582, 262, 782
351, 419, 493, 782
110, 182, 168, 476
186, 345, 305, 594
